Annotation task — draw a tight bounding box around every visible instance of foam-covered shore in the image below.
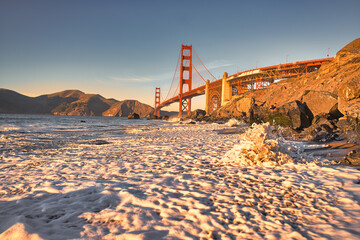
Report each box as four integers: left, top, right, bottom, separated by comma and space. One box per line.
0, 121, 360, 239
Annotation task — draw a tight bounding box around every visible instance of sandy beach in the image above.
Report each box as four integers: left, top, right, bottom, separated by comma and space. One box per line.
0, 121, 360, 239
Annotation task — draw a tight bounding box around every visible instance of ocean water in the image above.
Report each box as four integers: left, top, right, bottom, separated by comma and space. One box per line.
0, 114, 171, 153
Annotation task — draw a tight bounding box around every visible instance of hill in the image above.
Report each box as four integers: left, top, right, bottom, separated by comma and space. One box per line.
0, 89, 154, 117
209, 38, 360, 144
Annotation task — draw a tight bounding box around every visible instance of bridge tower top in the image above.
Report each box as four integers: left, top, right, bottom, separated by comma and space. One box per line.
179, 44, 192, 118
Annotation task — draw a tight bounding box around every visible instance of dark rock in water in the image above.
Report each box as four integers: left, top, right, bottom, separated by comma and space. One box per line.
337, 150, 360, 166
128, 112, 140, 119
80, 120, 86, 123
91, 140, 110, 145
303, 113, 339, 142
337, 116, 360, 144
161, 115, 169, 120
189, 109, 206, 121
150, 115, 159, 120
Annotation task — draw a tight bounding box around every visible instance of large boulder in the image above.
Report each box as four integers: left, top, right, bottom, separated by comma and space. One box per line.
234, 97, 255, 119
189, 109, 206, 121
301, 90, 342, 119
337, 117, 360, 144
211, 96, 254, 121
251, 101, 312, 130
302, 113, 339, 142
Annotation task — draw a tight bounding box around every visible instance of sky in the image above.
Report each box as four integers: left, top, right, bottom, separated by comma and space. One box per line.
1, 0, 360, 111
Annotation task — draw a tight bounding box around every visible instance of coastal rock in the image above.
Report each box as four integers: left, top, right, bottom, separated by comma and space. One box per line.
91, 140, 111, 145
338, 76, 360, 118
300, 90, 341, 119
251, 101, 312, 130
150, 114, 159, 120
189, 109, 206, 121
338, 150, 360, 166
337, 117, 360, 144
211, 96, 254, 122
302, 113, 338, 142
234, 97, 255, 119
128, 112, 140, 119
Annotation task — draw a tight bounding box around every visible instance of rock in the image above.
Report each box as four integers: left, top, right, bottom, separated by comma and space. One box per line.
302, 113, 339, 142
150, 114, 159, 120
91, 140, 110, 145
278, 101, 313, 129
338, 76, 360, 118
211, 96, 254, 122
251, 101, 312, 130
234, 97, 255, 119
301, 90, 341, 119
161, 115, 169, 120
189, 109, 207, 121
337, 150, 360, 166
337, 116, 360, 144
128, 112, 140, 119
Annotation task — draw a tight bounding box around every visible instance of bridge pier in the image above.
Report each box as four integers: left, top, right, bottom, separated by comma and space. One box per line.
178, 45, 192, 118
221, 72, 231, 106
205, 79, 210, 114
154, 87, 160, 117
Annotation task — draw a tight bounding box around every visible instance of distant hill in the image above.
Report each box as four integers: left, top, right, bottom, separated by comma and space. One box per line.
0, 89, 154, 117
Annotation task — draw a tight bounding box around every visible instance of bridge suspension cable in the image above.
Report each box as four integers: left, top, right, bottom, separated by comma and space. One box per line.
164, 51, 181, 101
193, 48, 217, 81
193, 65, 206, 83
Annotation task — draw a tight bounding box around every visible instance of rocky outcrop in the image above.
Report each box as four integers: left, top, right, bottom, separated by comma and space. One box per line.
0, 89, 154, 117
302, 113, 339, 142
251, 101, 312, 130
188, 109, 207, 121
212, 96, 255, 121
128, 112, 140, 119
300, 90, 342, 119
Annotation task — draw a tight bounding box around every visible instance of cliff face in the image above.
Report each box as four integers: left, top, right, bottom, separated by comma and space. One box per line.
0, 89, 154, 117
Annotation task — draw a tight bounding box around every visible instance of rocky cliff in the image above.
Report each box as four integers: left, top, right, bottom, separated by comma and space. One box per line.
0, 89, 154, 117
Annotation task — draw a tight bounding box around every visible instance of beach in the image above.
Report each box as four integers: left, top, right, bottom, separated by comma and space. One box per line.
0, 116, 360, 239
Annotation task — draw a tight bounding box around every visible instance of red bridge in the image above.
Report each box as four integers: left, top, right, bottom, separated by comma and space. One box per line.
154, 45, 333, 118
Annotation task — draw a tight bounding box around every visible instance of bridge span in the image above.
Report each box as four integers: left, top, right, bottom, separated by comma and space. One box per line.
155, 45, 333, 118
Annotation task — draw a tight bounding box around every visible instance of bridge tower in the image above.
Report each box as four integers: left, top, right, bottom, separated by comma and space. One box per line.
154, 87, 161, 117
179, 45, 192, 118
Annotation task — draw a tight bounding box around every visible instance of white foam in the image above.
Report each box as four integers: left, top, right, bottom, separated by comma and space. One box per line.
0, 121, 359, 239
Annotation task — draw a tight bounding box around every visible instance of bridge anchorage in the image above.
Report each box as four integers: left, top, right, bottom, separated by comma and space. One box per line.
154, 45, 334, 119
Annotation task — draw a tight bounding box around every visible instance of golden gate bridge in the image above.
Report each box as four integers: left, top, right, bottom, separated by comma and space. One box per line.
154, 45, 333, 118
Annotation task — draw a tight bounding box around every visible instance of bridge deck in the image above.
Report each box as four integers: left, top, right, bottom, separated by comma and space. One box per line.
157, 57, 333, 110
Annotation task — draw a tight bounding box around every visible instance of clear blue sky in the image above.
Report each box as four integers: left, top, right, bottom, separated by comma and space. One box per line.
1, 0, 359, 110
